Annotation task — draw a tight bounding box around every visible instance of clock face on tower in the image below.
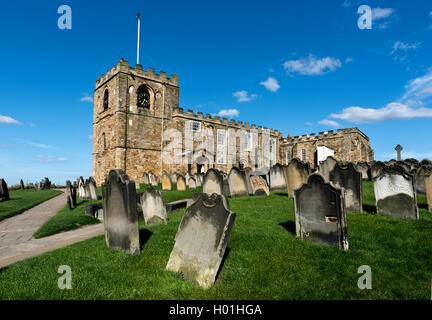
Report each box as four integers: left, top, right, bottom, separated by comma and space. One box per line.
137, 87, 150, 109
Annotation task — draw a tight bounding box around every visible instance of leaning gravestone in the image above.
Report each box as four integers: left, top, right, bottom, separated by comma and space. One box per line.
373, 165, 419, 219
166, 193, 236, 288
161, 172, 172, 191
413, 165, 432, 195
356, 161, 371, 181
87, 177, 98, 200
269, 163, 286, 191
250, 175, 270, 196
243, 167, 254, 195
294, 174, 348, 250
65, 180, 75, 210
203, 169, 224, 196
284, 158, 311, 197
78, 177, 86, 198
227, 167, 248, 197
0, 178, 10, 201
20, 179, 25, 190
140, 186, 168, 225
142, 172, 150, 185
317, 156, 338, 182
425, 173, 432, 212
330, 162, 362, 213
102, 169, 140, 254
176, 174, 186, 191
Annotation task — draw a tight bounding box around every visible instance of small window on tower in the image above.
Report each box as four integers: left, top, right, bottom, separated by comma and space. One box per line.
103, 133, 106, 150
137, 85, 151, 109
103, 89, 109, 111
301, 149, 306, 162
189, 121, 201, 132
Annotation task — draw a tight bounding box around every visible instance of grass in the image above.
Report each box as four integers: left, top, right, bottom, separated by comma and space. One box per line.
0, 189, 63, 222
0, 181, 431, 299
33, 184, 201, 239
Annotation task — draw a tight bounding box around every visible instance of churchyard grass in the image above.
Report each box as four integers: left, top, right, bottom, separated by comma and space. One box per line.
0, 182, 431, 299
0, 189, 62, 222
33, 184, 202, 238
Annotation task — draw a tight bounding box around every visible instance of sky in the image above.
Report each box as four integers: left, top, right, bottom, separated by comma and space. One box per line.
0, 0, 432, 185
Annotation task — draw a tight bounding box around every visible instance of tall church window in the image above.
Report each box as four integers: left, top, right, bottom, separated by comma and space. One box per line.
301, 149, 306, 162
137, 85, 151, 109
270, 138, 276, 165
103, 133, 106, 150
217, 129, 227, 164
103, 89, 109, 111
244, 131, 253, 152
286, 151, 291, 165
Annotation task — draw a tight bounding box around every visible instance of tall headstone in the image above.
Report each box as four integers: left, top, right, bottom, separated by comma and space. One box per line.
188, 177, 197, 190
65, 180, 75, 210
140, 186, 168, 225
413, 165, 432, 195
243, 167, 254, 195
166, 193, 236, 288
142, 172, 150, 185
425, 173, 432, 212
395, 144, 403, 161
317, 156, 338, 182
202, 169, 224, 196
294, 174, 348, 250
269, 163, 286, 191
373, 165, 419, 219
227, 167, 248, 197
20, 179, 25, 190
284, 158, 311, 197
176, 174, 186, 191
87, 177, 98, 200
161, 172, 172, 191
171, 172, 178, 183
330, 162, 362, 213
78, 176, 86, 198
102, 169, 140, 254
0, 179, 10, 201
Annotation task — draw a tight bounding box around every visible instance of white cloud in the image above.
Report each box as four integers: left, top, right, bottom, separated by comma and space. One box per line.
372, 7, 394, 20
318, 119, 341, 127
260, 77, 280, 92
36, 155, 67, 163
80, 94, 93, 103
283, 54, 342, 76
383, 151, 432, 160
329, 102, 432, 123
232, 90, 257, 102
16, 139, 54, 149
217, 109, 240, 118
0, 115, 21, 125
88, 135, 93, 140
345, 58, 353, 64
400, 68, 432, 103
391, 41, 421, 61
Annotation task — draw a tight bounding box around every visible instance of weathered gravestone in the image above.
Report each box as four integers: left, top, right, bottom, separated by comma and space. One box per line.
161, 172, 172, 191
0, 179, 10, 201
284, 158, 311, 197
317, 156, 338, 182
203, 169, 224, 196
149, 172, 158, 187
142, 172, 150, 185
222, 173, 231, 197
85, 203, 103, 220
425, 173, 432, 212
65, 180, 76, 210
171, 172, 178, 183
373, 165, 419, 219
250, 175, 270, 196
135, 181, 140, 190
356, 161, 371, 181
20, 179, 25, 190
188, 177, 197, 190
176, 174, 186, 191
243, 167, 254, 195
78, 176, 86, 198
269, 163, 286, 191
294, 174, 348, 250
102, 169, 140, 254
413, 165, 432, 195
39, 177, 51, 190
330, 162, 362, 213
227, 167, 249, 197
370, 161, 386, 180
166, 193, 236, 288
140, 186, 168, 225
87, 177, 98, 200
194, 174, 202, 187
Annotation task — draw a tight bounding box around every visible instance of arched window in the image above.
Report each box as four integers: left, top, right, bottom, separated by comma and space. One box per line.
103, 89, 109, 111
137, 85, 151, 109
102, 133, 106, 150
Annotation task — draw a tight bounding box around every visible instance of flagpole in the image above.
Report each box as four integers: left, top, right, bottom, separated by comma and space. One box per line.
136, 13, 140, 65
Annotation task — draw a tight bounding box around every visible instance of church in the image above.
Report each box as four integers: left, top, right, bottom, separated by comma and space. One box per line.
92, 59, 374, 185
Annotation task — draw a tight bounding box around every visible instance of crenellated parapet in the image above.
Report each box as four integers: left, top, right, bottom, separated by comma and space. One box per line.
283, 127, 368, 144
95, 58, 179, 89
171, 107, 282, 136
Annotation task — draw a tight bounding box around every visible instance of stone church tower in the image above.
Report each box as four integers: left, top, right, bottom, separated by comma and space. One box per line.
92, 58, 179, 185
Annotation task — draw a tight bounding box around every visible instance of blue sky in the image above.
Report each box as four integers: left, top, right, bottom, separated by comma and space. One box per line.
1, 0, 432, 185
